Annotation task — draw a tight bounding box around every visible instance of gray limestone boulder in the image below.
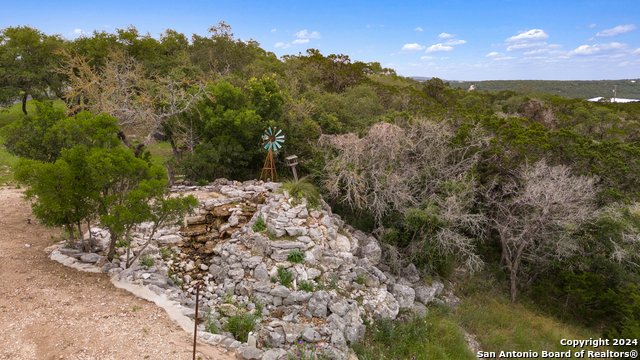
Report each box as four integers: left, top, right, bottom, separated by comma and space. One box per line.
254, 263, 269, 282
238, 346, 262, 360
302, 328, 321, 342
402, 263, 420, 283
306, 268, 321, 280
392, 284, 415, 310
263, 348, 288, 360
328, 299, 349, 317
308, 291, 330, 318
269, 285, 291, 298
80, 253, 102, 263
361, 238, 381, 265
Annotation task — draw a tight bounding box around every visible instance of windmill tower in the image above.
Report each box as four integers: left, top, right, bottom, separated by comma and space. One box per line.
260, 127, 284, 182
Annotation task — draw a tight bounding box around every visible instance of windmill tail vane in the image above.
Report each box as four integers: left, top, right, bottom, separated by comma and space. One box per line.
260, 127, 284, 182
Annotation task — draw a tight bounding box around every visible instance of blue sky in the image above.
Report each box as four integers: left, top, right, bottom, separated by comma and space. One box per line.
3, 0, 639, 81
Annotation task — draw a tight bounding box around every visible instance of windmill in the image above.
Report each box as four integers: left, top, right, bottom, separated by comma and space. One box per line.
260, 127, 284, 182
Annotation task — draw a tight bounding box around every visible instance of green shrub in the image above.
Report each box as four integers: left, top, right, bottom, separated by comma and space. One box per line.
282, 177, 321, 208
197, 179, 209, 186
223, 312, 259, 343
253, 216, 266, 232
277, 266, 294, 288
140, 254, 155, 267
115, 237, 128, 248
355, 274, 366, 285
299, 280, 314, 292
287, 248, 306, 263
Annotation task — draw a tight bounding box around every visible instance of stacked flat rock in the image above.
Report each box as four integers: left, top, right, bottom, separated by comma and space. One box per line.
81, 178, 450, 359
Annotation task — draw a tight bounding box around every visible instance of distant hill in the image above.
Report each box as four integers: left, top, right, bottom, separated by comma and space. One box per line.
410, 78, 640, 99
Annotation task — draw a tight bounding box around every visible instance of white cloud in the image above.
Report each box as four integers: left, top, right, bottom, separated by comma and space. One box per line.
523, 48, 567, 56
294, 29, 320, 39
421, 56, 434, 60
524, 49, 549, 55
415, 27, 423, 32
366, 24, 371, 28
548, 44, 563, 49
589, 24, 596, 28
440, 57, 449, 60
444, 39, 466, 46
275, 42, 291, 49
402, 43, 425, 52
425, 44, 453, 53
568, 45, 600, 55
292, 39, 310, 44
72, 29, 82, 35
599, 42, 627, 50
438, 32, 455, 39
632, 48, 640, 54
506, 29, 549, 42
104, 25, 110, 28
494, 56, 517, 60
486, 52, 503, 57
507, 42, 547, 51
596, 24, 636, 37
271, 29, 276, 32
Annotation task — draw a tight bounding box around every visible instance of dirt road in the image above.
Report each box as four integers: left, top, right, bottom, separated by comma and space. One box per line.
0, 187, 234, 360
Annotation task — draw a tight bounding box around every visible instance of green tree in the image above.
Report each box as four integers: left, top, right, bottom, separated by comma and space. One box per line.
1, 101, 120, 163
0, 26, 67, 114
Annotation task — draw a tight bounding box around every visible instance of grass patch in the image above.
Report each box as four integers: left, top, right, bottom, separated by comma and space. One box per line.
282, 177, 320, 208
455, 284, 614, 356
0, 136, 19, 184
353, 306, 475, 360
144, 140, 174, 168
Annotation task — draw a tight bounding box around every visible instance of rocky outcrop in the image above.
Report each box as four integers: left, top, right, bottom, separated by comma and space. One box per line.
56, 178, 454, 359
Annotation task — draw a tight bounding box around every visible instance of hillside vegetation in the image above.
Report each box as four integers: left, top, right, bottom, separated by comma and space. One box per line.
445, 79, 640, 99
2, 23, 640, 357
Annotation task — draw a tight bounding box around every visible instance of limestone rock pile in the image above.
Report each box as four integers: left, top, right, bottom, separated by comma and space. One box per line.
53, 179, 451, 359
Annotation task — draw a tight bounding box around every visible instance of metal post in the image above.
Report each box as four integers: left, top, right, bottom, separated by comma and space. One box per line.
193, 281, 203, 360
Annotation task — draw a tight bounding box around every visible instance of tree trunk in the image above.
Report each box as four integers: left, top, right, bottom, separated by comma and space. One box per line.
169, 139, 180, 157
107, 229, 118, 262
510, 267, 518, 303
22, 93, 28, 115
117, 131, 133, 149
166, 164, 175, 187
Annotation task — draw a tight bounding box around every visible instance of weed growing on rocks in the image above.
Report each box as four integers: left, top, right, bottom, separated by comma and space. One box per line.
287, 248, 305, 263
252, 215, 266, 232
299, 280, 315, 292
277, 266, 294, 288
140, 254, 155, 267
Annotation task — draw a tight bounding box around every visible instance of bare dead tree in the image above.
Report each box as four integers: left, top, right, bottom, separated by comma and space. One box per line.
318, 119, 492, 272
484, 160, 597, 303
60, 49, 206, 157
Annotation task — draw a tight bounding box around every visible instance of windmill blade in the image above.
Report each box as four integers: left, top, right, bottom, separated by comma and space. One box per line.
274, 142, 282, 150
264, 142, 271, 150
275, 129, 282, 137
276, 135, 285, 141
